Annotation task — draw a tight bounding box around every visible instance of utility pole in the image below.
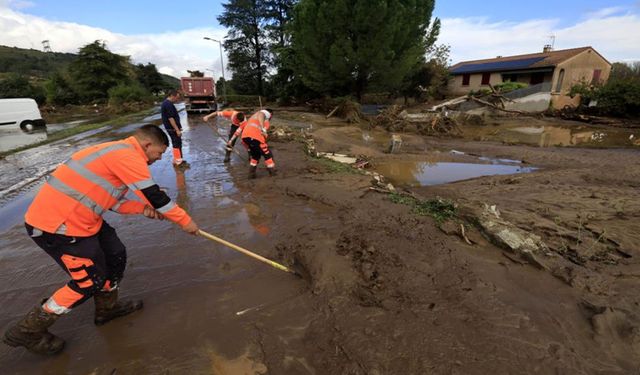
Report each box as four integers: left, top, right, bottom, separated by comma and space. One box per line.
42, 40, 52, 53
203, 37, 228, 106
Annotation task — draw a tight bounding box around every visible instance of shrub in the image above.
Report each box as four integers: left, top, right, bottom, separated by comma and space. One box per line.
108, 84, 151, 105
570, 80, 640, 117
0, 74, 46, 104
493, 81, 528, 93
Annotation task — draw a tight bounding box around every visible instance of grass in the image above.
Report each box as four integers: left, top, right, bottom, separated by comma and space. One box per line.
0, 108, 155, 158
389, 192, 457, 223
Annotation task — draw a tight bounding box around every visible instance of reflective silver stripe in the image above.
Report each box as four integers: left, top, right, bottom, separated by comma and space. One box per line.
47, 176, 105, 216
43, 297, 70, 315
55, 223, 67, 235
30, 228, 43, 237
111, 201, 123, 211
157, 200, 177, 213
127, 178, 155, 191
66, 159, 126, 200
77, 143, 132, 166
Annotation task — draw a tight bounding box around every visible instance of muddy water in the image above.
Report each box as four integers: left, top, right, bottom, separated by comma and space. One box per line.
462, 122, 639, 148
375, 160, 536, 186
0, 112, 314, 373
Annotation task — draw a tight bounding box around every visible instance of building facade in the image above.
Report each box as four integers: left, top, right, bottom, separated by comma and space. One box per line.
448, 47, 611, 109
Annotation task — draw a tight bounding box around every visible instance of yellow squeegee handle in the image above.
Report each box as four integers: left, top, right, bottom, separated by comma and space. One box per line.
198, 229, 294, 274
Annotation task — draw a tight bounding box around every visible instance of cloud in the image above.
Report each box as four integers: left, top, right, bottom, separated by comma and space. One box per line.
0, 5, 228, 78
1, 0, 34, 9
439, 10, 640, 63
583, 6, 626, 19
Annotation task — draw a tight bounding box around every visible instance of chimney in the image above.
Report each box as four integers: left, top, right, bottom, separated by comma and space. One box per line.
543, 44, 553, 53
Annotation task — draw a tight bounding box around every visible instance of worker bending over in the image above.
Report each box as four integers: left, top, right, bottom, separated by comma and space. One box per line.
3, 125, 199, 355
228, 109, 275, 179
203, 109, 246, 162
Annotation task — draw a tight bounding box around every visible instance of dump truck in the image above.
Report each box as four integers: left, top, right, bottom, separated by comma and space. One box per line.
180, 73, 216, 113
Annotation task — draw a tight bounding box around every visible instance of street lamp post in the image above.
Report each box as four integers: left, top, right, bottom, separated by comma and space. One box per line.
203, 37, 227, 106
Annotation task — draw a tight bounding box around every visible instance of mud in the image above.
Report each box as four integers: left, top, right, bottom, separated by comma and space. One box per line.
1, 110, 640, 374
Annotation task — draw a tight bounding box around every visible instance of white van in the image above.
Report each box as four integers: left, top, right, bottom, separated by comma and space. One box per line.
0, 98, 46, 130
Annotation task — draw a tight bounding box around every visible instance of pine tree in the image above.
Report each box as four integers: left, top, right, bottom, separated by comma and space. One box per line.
290, 0, 439, 99
264, 0, 306, 102
218, 0, 270, 96
68, 41, 131, 102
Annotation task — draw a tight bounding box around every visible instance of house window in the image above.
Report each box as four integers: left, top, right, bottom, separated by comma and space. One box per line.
502, 74, 518, 82
481, 73, 491, 85
530, 72, 545, 85
592, 69, 602, 84
555, 69, 565, 93
462, 74, 470, 86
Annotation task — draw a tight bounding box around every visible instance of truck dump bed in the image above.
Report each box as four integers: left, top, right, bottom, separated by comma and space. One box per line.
180, 77, 216, 113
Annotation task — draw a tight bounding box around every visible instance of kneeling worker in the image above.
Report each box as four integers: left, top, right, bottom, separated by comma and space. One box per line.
3, 125, 199, 355
228, 109, 274, 178
202, 109, 246, 162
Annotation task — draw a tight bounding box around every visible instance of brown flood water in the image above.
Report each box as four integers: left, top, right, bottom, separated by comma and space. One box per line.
0, 114, 317, 374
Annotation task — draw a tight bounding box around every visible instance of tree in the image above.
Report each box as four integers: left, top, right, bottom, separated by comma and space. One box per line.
400, 43, 450, 102
291, 0, 439, 100
44, 71, 79, 105
0, 74, 46, 104
609, 62, 640, 83
264, 0, 306, 101
218, 0, 270, 96
68, 41, 132, 103
134, 63, 165, 95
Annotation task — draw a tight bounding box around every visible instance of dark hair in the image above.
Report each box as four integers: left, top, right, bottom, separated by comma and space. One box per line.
236, 112, 245, 122
265, 108, 273, 115
136, 125, 169, 146
166, 89, 180, 98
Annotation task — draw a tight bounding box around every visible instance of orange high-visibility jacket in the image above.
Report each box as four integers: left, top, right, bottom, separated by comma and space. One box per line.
234, 113, 270, 143
25, 136, 192, 236
217, 110, 243, 126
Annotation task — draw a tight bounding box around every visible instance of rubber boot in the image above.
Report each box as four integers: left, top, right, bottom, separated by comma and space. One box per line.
94, 289, 143, 326
267, 167, 277, 176
223, 150, 231, 163
248, 165, 257, 179
3, 304, 65, 355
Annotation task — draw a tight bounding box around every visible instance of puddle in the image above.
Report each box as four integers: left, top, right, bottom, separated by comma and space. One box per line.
375, 161, 536, 186
463, 124, 639, 148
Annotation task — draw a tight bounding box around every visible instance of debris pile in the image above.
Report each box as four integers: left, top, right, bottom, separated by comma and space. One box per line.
373, 105, 481, 135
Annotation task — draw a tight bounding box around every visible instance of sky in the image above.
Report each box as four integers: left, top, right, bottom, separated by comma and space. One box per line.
1, 0, 639, 78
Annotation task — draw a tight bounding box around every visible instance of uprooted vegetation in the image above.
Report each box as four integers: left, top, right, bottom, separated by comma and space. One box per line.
389, 192, 458, 224
372, 105, 483, 135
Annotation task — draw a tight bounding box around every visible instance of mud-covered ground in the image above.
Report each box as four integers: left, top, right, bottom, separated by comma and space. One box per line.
1, 109, 639, 374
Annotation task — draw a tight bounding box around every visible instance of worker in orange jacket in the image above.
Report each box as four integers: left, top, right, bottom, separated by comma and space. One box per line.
3, 125, 199, 355
228, 109, 274, 179
202, 109, 246, 162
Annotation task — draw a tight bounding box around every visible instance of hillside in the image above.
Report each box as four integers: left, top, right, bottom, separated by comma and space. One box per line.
0, 45, 75, 78
0, 45, 179, 87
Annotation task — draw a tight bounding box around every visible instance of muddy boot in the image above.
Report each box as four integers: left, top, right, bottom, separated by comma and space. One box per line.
248, 165, 257, 179
267, 167, 277, 176
94, 289, 143, 326
3, 304, 65, 355
223, 150, 231, 163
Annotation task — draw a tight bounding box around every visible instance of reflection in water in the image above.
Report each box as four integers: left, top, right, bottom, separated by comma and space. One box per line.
376, 161, 537, 186
0, 125, 48, 152
243, 202, 270, 236
175, 168, 190, 210
465, 125, 638, 148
